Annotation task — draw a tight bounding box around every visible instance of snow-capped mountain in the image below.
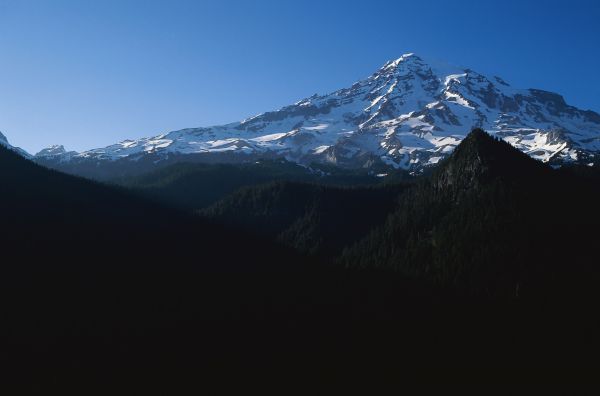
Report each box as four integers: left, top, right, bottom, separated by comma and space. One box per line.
34, 145, 77, 162
0, 131, 31, 158
35, 54, 600, 176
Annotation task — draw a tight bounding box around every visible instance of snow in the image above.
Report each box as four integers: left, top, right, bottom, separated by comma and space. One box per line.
303, 124, 329, 131
444, 91, 473, 109
444, 73, 467, 86
251, 132, 289, 142
37, 53, 600, 172
313, 145, 330, 154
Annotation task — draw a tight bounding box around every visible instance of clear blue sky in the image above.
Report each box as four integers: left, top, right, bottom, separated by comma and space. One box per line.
1, 0, 599, 153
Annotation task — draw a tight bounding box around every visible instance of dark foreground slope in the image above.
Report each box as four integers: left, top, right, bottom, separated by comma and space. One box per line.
1, 138, 600, 391
0, 145, 298, 270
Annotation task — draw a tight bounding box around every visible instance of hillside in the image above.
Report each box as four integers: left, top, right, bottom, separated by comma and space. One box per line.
114, 159, 408, 211
0, 144, 296, 270
203, 181, 408, 258
201, 129, 600, 297
341, 129, 600, 297
2, 130, 600, 389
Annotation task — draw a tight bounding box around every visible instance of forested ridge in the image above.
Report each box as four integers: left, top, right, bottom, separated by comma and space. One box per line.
203, 130, 600, 297
1, 129, 599, 390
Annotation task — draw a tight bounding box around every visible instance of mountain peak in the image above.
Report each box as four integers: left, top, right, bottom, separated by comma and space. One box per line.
461, 127, 495, 146
33, 55, 600, 179
34, 144, 76, 162
36, 145, 68, 157
382, 53, 420, 68
378, 53, 429, 75
450, 128, 530, 167
434, 128, 545, 193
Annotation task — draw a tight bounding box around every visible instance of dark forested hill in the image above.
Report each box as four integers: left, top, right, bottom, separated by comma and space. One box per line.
341, 129, 600, 297
201, 129, 600, 298
0, 145, 297, 270
3, 131, 600, 390
113, 159, 409, 211
203, 181, 408, 258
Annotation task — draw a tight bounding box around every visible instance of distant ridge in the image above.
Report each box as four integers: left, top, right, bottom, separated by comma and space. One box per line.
0, 131, 31, 158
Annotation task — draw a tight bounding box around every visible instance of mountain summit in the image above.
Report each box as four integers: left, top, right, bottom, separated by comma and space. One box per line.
34, 145, 77, 161
34, 54, 600, 178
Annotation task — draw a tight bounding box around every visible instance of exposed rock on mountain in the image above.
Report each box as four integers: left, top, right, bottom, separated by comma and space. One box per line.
34, 54, 600, 178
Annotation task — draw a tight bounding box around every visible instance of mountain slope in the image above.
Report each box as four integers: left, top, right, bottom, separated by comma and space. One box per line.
34, 54, 600, 179
0, 131, 30, 158
3, 131, 600, 388
203, 182, 408, 258
114, 159, 408, 211
198, 128, 600, 297
341, 129, 600, 297
0, 144, 298, 270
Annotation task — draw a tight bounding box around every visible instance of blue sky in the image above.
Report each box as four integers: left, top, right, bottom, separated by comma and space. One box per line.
1, 0, 599, 153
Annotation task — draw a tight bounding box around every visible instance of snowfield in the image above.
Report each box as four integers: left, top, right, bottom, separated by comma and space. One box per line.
33, 53, 600, 173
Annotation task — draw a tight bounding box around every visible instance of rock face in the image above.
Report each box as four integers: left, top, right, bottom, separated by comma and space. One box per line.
34, 53, 600, 178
